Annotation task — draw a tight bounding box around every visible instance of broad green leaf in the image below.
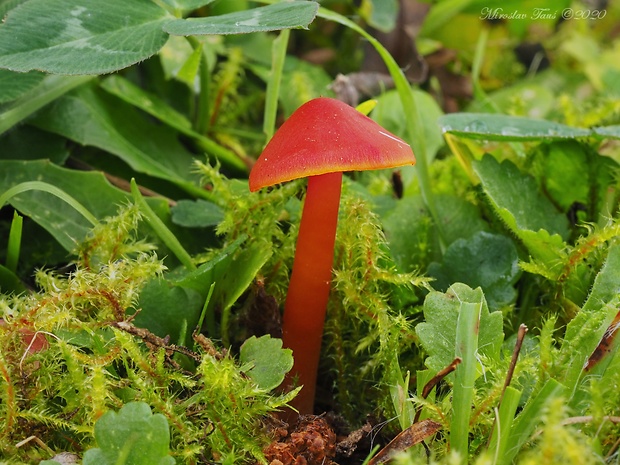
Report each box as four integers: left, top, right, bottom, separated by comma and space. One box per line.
170, 199, 224, 228
559, 244, 620, 392
0, 181, 98, 227
0, 0, 27, 17
100, 75, 193, 133
383, 194, 487, 272
174, 237, 245, 298
173, 237, 271, 343
160, 0, 216, 10
174, 236, 245, 333
99, 75, 246, 171
0, 160, 167, 252
164, 1, 319, 36
82, 402, 175, 465
0, 74, 93, 136
30, 85, 203, 196
361, 0, 399, 33
473, 154, 569, 262
1, 126, 69, 164
439, 113, 591, 141
0, 264, 27, 294
539, 141, 619, 222
0, 160, 121, 251
0, 0, 171, 75
433, 195, 488, 246
416, 283, 504, 377
382, 195, 437, 273
415, 281, 501, 457
133, 278, 204, 347
428, 231, 520, 311
540, 141, 590, 211
239, 335, 293, 391
0, 69, 45, 103
216, 242, 273, 346
593, 125, 620, 140
372, 88, 444, 170
419, 0, 473, 37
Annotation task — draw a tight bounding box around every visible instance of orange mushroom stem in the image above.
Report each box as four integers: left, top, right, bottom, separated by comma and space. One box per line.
281, 171, 342, 414
249, 97, 415, 415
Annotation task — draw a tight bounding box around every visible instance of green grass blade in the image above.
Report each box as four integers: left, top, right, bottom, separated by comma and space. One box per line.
316, 7, 443, 247
263, 28, 290, 141
0, 181, 99, 227
197, 282, 216, 342
6, 211, 23, 273
488, 386, 522, 465
129, 178, 196, 271
450, 300, 482, 457
504, 378, 564, 464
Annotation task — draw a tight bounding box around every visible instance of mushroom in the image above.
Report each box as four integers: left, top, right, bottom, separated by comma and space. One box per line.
249, 97, 415, 414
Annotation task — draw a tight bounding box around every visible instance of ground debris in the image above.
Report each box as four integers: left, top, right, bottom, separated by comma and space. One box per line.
263, 415, 337, 465
335, 421, 373, 458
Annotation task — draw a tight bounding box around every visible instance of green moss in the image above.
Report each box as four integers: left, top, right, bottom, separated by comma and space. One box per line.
0, 205, 293, 464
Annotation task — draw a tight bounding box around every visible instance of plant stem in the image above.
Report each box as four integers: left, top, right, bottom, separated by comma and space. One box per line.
264, 29, 290, 141
282, 172, 342, 414
187, 36, 212, 135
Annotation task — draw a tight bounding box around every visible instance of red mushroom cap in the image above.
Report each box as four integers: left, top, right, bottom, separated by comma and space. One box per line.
249, 97, 415, 191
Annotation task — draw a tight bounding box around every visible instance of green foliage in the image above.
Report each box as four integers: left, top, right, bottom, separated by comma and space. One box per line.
359, 0, 399, 33
557, 244, 620, 396
239, 335, 293, 391
416, 283, 504, 376
428, 231, 520, 311
439, 113, 592, 141
163, 2, 319, 36
473, 154, 570, 255
0, 206, 295, 464
517, 398, 599, 465
0, 160, 142, 252
1, 0, 620, 463
193, 347, 297, 463
170, 199, 224, 228
0, 69, 44, 104
83, 402, 175, 465
326, 192, 429, 423
0, 0, 318, 75
0, 0, 171, 75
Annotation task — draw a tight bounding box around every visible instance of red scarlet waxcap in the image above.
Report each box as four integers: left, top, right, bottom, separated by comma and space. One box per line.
249, 97, 416, 192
